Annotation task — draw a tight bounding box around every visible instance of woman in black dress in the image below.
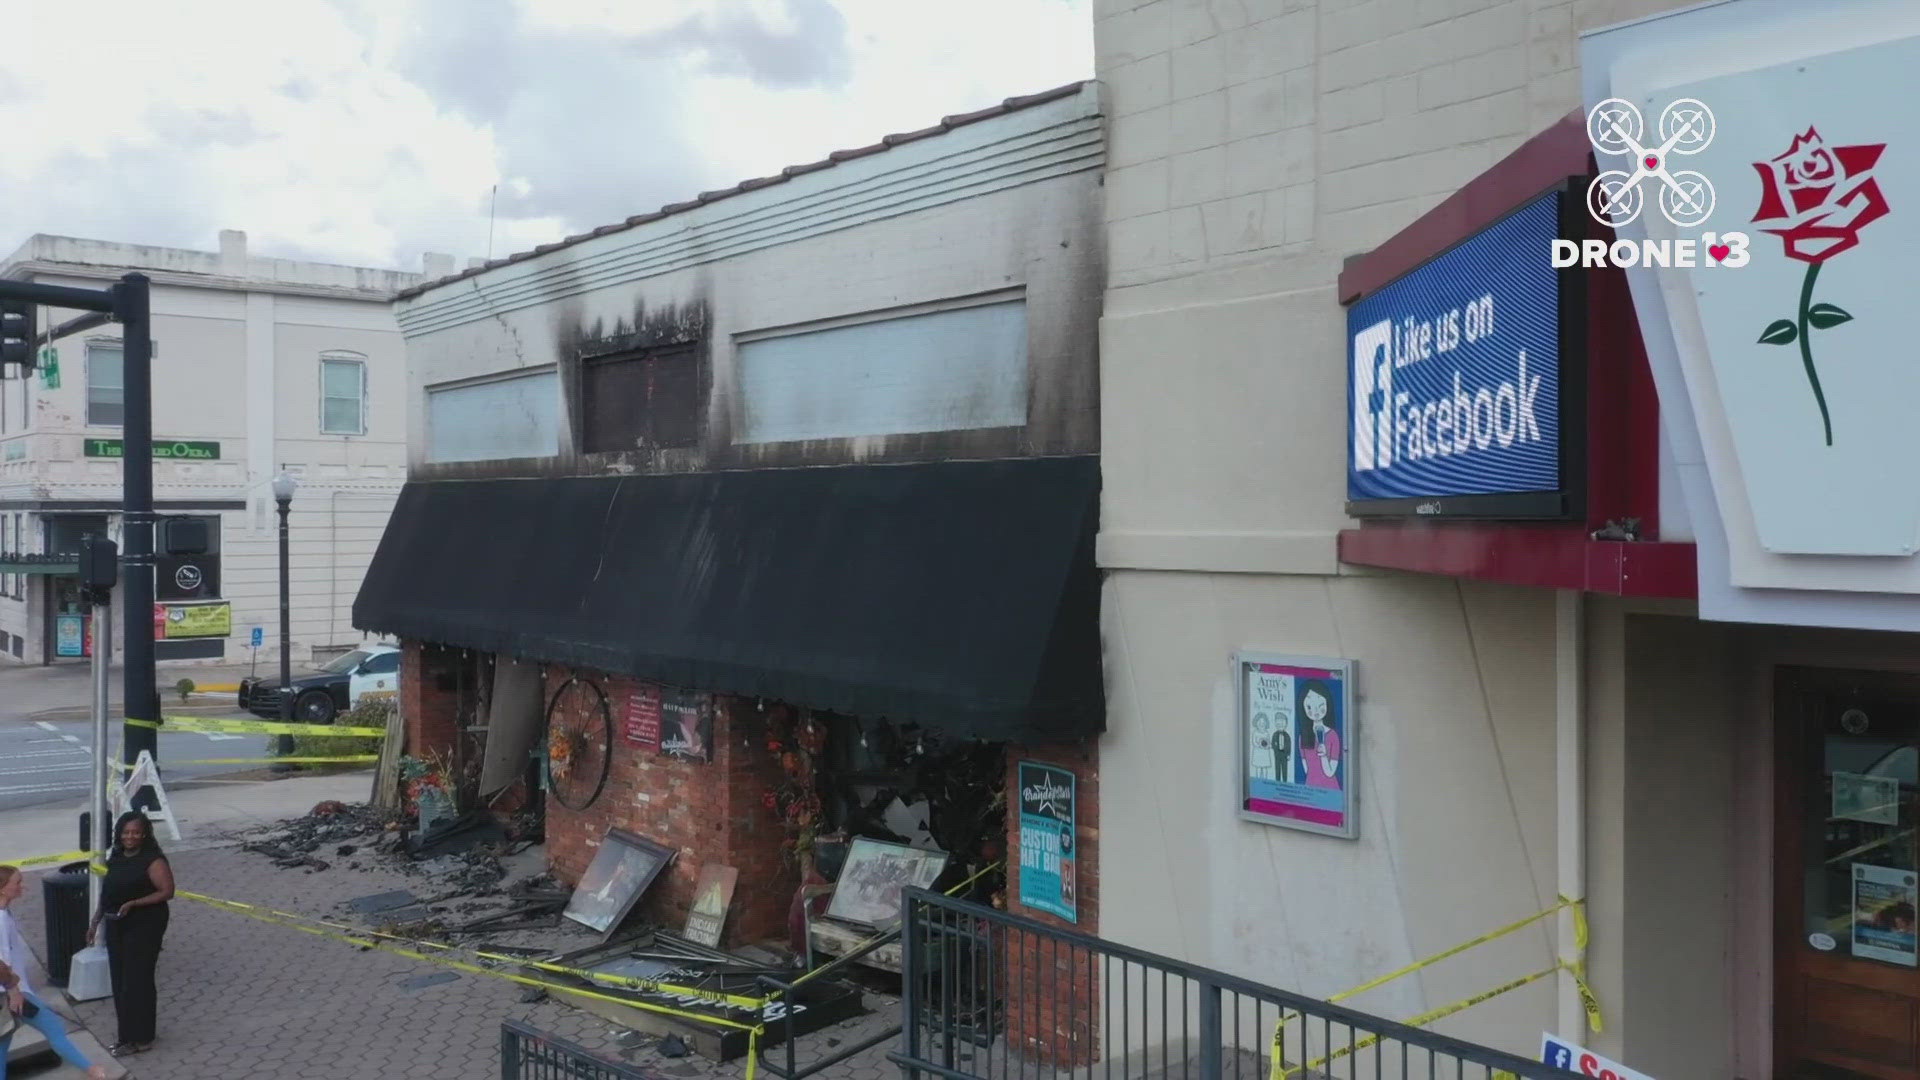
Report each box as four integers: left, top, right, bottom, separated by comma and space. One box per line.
86, 810, 174, 1056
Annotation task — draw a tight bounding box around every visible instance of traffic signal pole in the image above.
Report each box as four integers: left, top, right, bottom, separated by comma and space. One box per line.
115, 274, 158, 805
0, 273, 158, 807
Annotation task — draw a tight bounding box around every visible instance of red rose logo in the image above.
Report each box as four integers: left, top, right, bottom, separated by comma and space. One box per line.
1752, 128, 1888, 263
1751, 128, 1891, 446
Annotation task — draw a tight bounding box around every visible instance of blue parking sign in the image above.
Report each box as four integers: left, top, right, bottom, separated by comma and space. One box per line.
250, 626, 264, 648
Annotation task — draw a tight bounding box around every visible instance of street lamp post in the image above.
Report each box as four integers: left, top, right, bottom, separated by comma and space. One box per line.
272, 471, 297, 763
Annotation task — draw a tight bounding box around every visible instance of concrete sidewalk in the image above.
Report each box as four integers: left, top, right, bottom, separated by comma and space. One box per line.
1, 659, 264, 719
0, 770, 375, 865
12, 837, 897, 1080
3, 771, 374, 1077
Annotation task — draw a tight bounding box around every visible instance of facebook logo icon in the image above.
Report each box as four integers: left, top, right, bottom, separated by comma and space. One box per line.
1350, 319, 1394, 473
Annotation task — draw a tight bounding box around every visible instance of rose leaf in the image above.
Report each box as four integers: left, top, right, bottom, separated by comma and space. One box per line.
1807, 303, 1854, 330
1758, 319, 1799, 345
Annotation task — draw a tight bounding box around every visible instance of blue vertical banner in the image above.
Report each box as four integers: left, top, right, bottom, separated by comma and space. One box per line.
1017, 761, 1077, 923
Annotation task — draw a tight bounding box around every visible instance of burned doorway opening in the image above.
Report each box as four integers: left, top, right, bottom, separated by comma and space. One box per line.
757, 704, 1008, 923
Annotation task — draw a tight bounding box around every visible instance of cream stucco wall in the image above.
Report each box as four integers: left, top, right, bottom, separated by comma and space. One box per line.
1092, 0, 1725, 1067
1103, 569, 1564, 1051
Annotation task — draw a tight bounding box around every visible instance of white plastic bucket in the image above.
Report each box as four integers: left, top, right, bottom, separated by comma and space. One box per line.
67, 944, 112, 1002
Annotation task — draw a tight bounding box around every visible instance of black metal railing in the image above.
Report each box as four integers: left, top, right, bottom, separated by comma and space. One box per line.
501, 1019, 655, 1079
756, 919, 911, 1080
891, 889, 1584, 1080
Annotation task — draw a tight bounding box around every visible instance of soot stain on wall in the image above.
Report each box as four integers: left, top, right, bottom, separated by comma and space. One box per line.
557, 294, 713, 472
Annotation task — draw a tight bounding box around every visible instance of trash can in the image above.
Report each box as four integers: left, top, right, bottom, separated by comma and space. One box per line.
42, 868, 91, 987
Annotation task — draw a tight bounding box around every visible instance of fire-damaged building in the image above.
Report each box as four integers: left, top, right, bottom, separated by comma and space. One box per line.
353, 79, 1105, 987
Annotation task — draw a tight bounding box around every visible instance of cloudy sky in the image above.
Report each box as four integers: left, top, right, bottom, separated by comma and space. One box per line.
3, 0, 1091, 273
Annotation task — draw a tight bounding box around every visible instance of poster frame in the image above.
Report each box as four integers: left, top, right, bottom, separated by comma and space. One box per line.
1016, 759, 1078, 923
562, 827, 676, 940
1234, 651, 1359, 840
658, 688, 714, 762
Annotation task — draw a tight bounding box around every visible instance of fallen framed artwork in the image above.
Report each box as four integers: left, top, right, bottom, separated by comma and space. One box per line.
563, 828, 676, 938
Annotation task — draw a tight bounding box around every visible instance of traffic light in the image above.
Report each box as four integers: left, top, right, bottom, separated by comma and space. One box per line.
0, 299, 33, 371
79, 535, 119, 590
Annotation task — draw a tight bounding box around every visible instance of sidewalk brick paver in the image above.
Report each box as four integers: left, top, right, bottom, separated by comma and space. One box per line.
16, 841, 901, 1080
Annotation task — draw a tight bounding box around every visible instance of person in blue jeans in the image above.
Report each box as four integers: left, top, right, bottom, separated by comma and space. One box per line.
0, 864, 109, 1079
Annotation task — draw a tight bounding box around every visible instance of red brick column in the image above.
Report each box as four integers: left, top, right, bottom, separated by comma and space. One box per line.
400, 641, 460, 758
717, 697, 798, 943
1002, 738, 1100, 1068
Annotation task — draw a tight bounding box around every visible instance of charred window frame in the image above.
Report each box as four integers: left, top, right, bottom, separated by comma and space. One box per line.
578, 341, 702, 453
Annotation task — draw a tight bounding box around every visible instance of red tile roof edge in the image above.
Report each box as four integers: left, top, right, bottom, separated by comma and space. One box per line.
396, 80, 1093, 303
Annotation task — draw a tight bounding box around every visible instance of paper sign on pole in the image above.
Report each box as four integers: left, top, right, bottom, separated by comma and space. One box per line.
1541, 1035, 1654, 1080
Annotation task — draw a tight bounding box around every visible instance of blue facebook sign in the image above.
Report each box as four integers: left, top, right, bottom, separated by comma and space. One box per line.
1347, 189, 1571, 518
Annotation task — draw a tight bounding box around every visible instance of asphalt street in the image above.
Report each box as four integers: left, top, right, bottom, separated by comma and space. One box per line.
0, 714, 279, 813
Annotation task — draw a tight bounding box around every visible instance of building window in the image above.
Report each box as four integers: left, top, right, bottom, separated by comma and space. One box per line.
5, 514, 20, 600
426, 368, 560, 463
737, 296, 1029, 445
86, 341, 124, 426
579, 344, 700, 453
320, 353, 367, 435
4, 366, 25, 432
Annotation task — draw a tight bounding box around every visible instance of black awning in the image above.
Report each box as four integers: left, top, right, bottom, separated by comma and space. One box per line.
354, 457, 1103, 742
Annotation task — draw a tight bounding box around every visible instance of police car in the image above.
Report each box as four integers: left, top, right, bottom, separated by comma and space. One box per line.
237, 642, 401, 723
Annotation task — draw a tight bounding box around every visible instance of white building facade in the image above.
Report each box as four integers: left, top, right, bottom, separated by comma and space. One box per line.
0, 232, 424, 667
1095, 1, 1920, 1078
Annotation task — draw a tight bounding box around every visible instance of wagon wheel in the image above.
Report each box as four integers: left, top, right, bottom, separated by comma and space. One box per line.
544, 676, 612, 811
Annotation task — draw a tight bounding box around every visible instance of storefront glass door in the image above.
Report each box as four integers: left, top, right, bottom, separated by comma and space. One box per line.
1778, 668, 1920, 1079
44, 575, 89, 663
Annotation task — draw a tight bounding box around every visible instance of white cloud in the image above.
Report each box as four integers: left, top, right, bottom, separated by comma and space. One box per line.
2, 0, 1091, 273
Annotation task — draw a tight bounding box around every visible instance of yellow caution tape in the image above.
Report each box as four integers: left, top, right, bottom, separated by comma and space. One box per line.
1267, 897, 1598, 1080
1567, 894, 1589, 953
1, 850, 100, 870
176, 887, 767, 1079
4, 851, 779, 1014
1573, 963, 1604, 1034
1330, 897, 1579, 1007
783, 860, 1003, 992
177, 890, 774, 1012
1279, 963, 1576, 1079
128, 716, 387, 738
112, 756, 379, 769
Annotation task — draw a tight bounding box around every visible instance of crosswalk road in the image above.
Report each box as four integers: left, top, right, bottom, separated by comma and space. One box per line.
0, 716, 280, 812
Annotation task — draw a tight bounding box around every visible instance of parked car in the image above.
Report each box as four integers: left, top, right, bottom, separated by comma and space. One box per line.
238, 643, 401, 723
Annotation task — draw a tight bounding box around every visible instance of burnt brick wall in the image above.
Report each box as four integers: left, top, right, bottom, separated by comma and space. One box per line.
542, 665, 793, 947
399, 645, 796, 946
1002, 738, 1100, 1067
400, 641, 461, 757
718, 697, 797, 943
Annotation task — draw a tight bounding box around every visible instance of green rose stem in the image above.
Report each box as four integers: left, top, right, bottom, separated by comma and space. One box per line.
1797, 261, 1832, 446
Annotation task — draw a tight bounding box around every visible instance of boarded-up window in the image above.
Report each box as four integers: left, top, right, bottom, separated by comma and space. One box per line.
580, 344, 700, 453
